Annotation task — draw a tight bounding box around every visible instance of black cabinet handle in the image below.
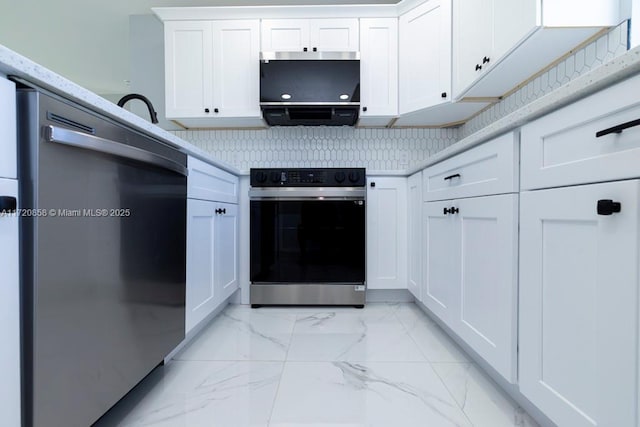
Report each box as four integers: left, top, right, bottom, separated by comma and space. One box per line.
475, 64, 482, 71
596, 118, 640, 138
204, 108, 210, 113
441, 92, 447, 98
444, 173, 461, 181
597, 199, 621, 215
363, 107, 368, 112
303, 47, 308, 52
0, 196, 17, 213
313, 47, 317, 52
214, 108, 219, 113
370, 182, 375, 188
443, 206, 459, 215
215, 208, 227, 215
483, 56, 490, 64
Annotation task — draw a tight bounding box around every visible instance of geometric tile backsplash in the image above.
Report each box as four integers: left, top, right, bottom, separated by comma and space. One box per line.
174, 127, 459, 173
172, 22, 629, 173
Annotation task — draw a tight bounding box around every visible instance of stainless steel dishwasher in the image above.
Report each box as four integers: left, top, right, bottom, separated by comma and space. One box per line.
16, 83, 187, 427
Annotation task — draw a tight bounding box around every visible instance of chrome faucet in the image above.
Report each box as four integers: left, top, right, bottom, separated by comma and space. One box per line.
117, 94, 159, 124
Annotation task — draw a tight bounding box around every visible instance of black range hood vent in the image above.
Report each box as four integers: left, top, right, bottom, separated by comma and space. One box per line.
260, 51, 360, 126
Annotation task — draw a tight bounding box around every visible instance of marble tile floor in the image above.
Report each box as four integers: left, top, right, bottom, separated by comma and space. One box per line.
96, 303, 539, 427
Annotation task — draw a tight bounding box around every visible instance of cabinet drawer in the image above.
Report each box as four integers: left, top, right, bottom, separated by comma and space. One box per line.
521, 74, 640, 190
188, 157, 239, 203
423, 132, 518, 201
0, 78, 17, 179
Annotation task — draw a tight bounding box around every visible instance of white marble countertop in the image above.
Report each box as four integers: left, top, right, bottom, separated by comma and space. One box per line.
406, 45, 640, 175
0, 44, 241, 176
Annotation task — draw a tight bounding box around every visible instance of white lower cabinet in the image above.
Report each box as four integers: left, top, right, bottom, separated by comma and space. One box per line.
0, 178, 20, 427
423, 193, 518, 383
366, 177, 407, 290
186, 199, 238, 334
519, 180, 639, 427
407, 172, 422, 300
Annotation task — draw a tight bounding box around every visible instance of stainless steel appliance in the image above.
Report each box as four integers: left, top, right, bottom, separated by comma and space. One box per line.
249, 168, 366, 307
260, 52, 360, 126
16, 83, 187, 427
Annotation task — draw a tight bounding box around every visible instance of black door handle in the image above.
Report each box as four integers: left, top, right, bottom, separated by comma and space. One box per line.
444, 173, 461, 181
482, 56, 490, 64
443, 207, 450, 215
0, 196, 17, 213
303, 47, 308, 52
370, 182, 375, 188
313, 47, 317, 52
441, 92, 447, 98
214, 108, 219, 113
204, 108, 210, 113
475, 64, 482, 71
363, 107, 368, 112
597, 199, 621, 215
596, 118, 640, 138
215, 208, 227, 215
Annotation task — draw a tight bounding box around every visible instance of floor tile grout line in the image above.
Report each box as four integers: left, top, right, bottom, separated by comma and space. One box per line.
430, 361, 478, 427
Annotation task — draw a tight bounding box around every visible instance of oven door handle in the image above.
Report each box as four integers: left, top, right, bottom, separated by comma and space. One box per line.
249, 187, 366, 200
45, 125, 188, 176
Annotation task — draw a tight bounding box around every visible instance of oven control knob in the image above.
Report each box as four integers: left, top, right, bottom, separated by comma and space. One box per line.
334, 171, 346, 183
270, 171, 281, 183
348, 170, 361, 183
255, 171, 267, 183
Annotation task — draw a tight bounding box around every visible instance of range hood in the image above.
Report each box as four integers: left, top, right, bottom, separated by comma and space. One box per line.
260, 52, 360, 126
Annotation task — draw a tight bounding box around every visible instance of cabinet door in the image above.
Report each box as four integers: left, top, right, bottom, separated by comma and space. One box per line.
359, 18, 398, 121
261, 19, 309, 52
366, 177, 407, 290
492, 0, 536, 60
215, 202, 239, 301
453, 0, 492, 96
455, 194, 518, 383
164, 21, 213, 118
309, 18, 359, 52
399, 0, 451, 114
212, 20, 261, 118
423, 199, 459, 324
407, 172, 422, 301
186, 199, 218, 334
0, 78, 16, 179
0, 178, 20, 427
519, 181, 639, 427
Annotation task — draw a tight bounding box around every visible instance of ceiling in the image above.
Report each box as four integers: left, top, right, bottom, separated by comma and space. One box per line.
0, 0, 400, 95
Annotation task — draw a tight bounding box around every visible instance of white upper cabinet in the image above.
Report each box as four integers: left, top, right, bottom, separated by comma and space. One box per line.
261, 18, 359, 52
453, 0, 626, 99
399, 0, 450, 114
164, 20, 262, 128
358, 18, 398, 126
395, 0, 488, 126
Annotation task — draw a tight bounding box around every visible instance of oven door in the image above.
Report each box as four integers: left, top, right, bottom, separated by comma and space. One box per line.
250, 189, 365, 285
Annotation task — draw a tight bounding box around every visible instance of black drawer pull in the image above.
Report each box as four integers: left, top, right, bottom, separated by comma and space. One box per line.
444, 173, 461, 181
0, 196, 17, 213
475, 64, 482, 71
597, 199, 621, 215
596, 118, 640, 138
215, 208, 226, 215
483, 56, 490, 64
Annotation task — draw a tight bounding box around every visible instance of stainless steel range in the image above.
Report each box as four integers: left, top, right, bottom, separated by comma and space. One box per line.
249, 168, 366, 307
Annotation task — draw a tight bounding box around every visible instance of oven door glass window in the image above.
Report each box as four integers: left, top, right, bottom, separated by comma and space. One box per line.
250, 200, 365, 284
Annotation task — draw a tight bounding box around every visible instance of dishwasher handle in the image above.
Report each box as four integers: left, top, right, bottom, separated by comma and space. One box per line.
45, 125, 188, 176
